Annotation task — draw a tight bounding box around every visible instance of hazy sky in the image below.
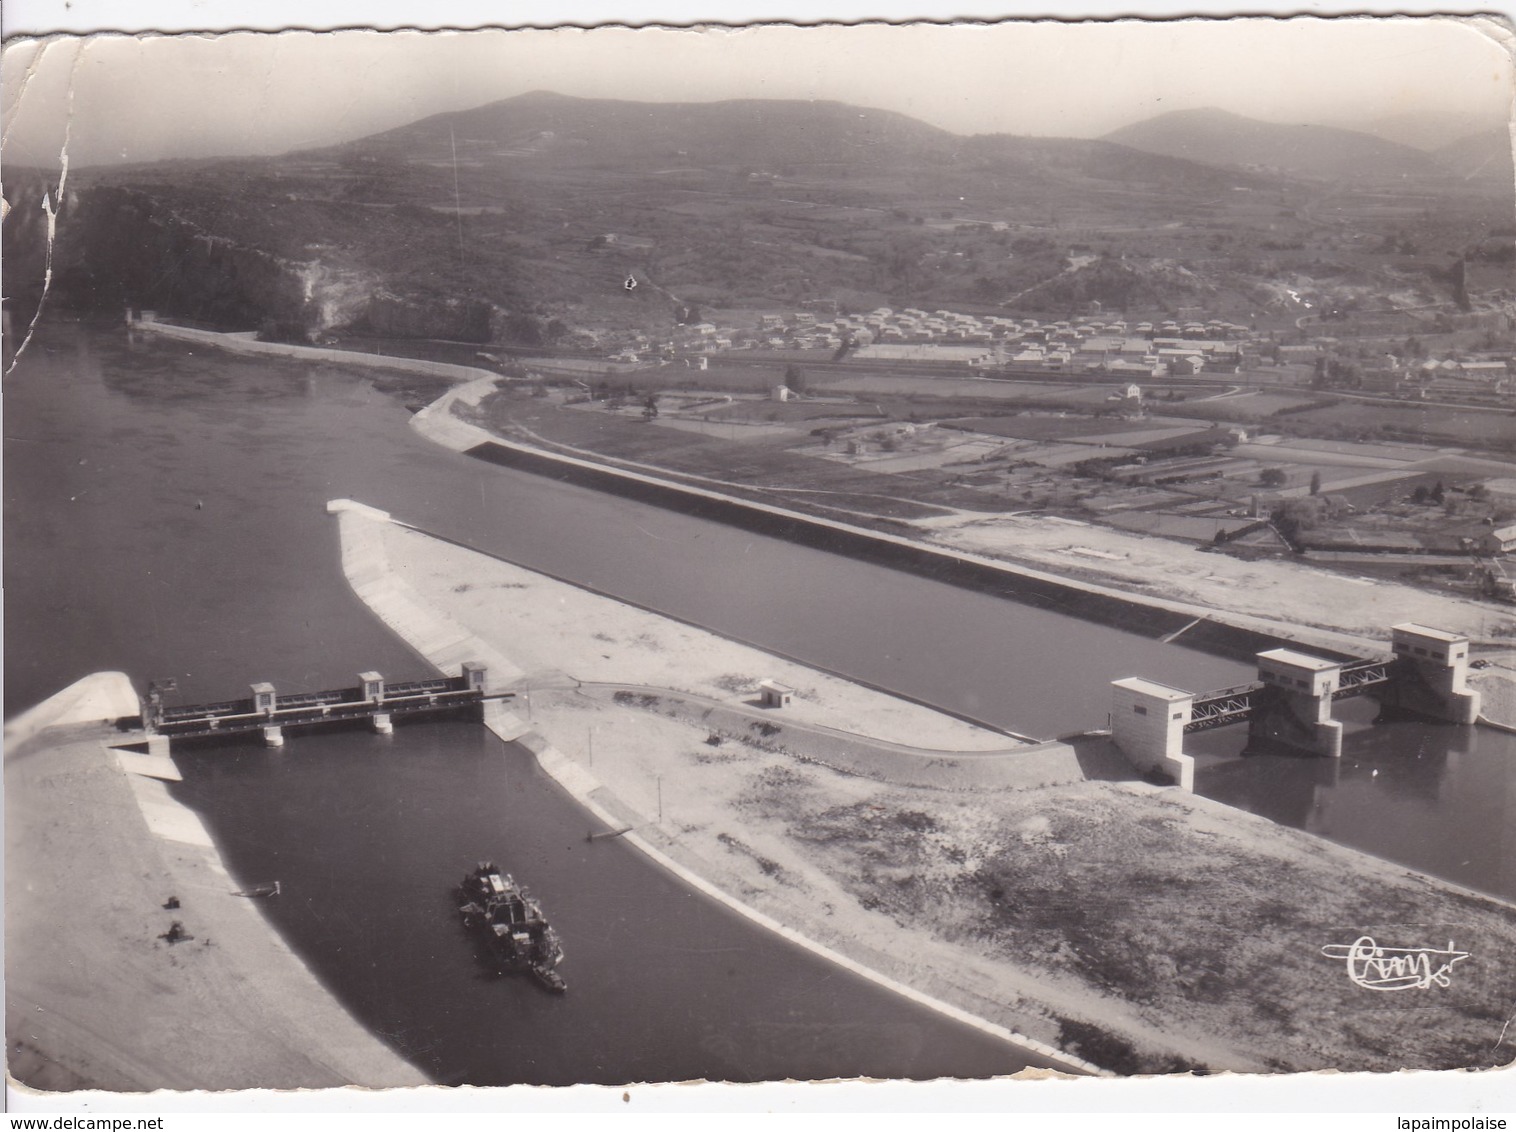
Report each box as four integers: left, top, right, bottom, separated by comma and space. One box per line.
3, 15, 1511, 168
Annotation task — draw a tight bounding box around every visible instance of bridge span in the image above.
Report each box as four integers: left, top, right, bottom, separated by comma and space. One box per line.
141, 662, 514, 753
1110, 624, 1480, 791
1184, 658, 1392, 732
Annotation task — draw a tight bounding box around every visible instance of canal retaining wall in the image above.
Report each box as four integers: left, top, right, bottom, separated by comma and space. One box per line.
130, 318, 499, 384
3, 670, 140, 745
149, 324, 1378, 669
405, 378, 1376, 666
1472, 668, 1516, 732
564, 684, 1102, 790
464, 437, 1329, 663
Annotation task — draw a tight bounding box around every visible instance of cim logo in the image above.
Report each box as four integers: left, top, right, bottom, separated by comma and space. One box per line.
1320, 936, 1471, 991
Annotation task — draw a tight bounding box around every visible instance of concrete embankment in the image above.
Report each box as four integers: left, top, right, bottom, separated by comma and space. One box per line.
327, 500, 1106, 1077
3, 671, 141, 748
5, 676, 429, 1092
1472, 668, 1516, 731
567, 683, 1120, 791
407, 380, 1372, 664
130, 317, 498, 384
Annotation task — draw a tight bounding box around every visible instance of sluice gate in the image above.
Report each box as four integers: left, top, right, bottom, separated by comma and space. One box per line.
141, 662, 512, 753
1110, 624, 1481, 791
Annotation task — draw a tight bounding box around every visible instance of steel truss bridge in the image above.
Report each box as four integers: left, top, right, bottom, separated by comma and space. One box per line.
1183, 658, 1391, 734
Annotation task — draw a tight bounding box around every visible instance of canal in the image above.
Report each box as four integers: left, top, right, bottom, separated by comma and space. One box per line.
6, 319, 1513, 1085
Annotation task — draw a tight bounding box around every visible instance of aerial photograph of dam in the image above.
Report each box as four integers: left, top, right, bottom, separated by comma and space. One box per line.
4, 11, 1515, 1116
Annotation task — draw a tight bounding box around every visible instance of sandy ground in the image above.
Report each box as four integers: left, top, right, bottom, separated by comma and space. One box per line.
917, 512, 1515, 644
343, 507, 1516, 1076
384, 524, 1023, 750
5, 705, 429, 1093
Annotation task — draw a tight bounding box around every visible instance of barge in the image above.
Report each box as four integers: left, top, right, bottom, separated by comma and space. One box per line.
457, 862, 567, 993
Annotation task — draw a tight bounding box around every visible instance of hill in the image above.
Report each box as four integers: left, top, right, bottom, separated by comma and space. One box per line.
359, 90, 956, 172
27, 92, 1508, 347
1434, 125, 1515, 184
1104, 107, 1440, 180
37, 93, 1290, 340
1340, 109, 1505, 152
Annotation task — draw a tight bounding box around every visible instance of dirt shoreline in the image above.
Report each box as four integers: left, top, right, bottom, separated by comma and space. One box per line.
333, 503, 1516, 1077
5, 694, 429, 1092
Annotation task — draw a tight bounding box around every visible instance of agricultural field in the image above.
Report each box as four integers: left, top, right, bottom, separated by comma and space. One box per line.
478, 355, 1516, 607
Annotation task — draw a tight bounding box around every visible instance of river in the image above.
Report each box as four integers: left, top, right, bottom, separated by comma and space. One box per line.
6, 319, 1513, 1085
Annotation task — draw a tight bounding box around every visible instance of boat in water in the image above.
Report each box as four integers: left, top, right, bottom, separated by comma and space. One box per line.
457, 862, 567, 993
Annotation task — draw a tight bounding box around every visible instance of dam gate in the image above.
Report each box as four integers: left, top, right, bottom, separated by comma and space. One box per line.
1110, 624, 1481, 791
141, 662, 512, 753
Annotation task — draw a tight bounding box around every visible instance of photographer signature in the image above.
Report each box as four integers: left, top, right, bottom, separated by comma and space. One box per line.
1321, 936, 1470, 991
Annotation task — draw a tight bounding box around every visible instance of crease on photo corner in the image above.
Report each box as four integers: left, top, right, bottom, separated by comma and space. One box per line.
2, 35, 81, 378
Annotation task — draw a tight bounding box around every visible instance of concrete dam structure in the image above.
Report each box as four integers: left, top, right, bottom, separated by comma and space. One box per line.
1111, 623, 1482, 790
140, 663, 508, 753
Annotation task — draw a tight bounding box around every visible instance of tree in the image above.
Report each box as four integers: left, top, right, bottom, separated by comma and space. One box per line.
498, 313, 543, 346
1259, 467, 1288, 488
784, 364, 807, 394
642, 393, 660, 421
1328, 358, 1361, 388
1273, 497, 1326, 544
1309, 471, 1322, 496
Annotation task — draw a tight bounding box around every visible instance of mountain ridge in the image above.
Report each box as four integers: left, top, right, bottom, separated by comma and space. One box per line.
1103, 106, 1442, 180
25, 91, 1506, 347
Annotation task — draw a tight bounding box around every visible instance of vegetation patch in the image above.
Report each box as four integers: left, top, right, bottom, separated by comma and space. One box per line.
759, 780, 1516, 1074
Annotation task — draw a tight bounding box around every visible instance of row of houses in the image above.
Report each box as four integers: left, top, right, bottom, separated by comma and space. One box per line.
760, 307, 1251, 349
1349, 354, 1513, 396
1415, 358, 1510, 381
613, 304, 1256, 369
743, 307, 1256, 370
1005, 333, 1246, 377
